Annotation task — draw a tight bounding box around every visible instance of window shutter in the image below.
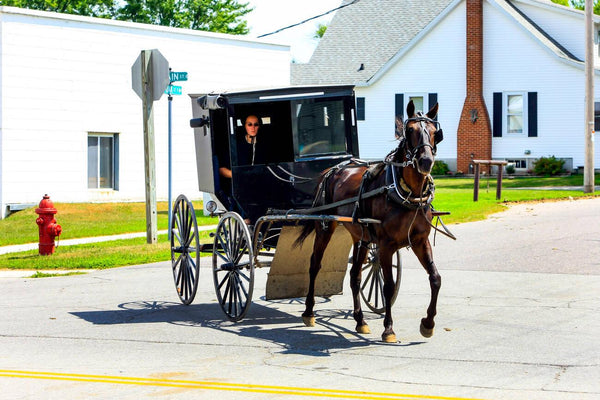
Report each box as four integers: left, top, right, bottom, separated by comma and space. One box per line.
428, 93, 438, 120
395, 93, 404, 120
113, 134, 120, 191
356, 97, 365, 120
493, 92, 502, 137
528, 92, 537, 137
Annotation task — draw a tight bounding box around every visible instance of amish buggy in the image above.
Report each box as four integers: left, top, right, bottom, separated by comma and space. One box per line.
171, 85, 453, 342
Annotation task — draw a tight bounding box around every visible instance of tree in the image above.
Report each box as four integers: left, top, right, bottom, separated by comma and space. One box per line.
0, 0, 252, 34
551, 0, 600, 14
0, 0, 115, 17
314, 23, 327, 39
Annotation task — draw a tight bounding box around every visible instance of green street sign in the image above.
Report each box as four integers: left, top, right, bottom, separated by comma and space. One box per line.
169, 71, 188, 82
165, 85, 182, 95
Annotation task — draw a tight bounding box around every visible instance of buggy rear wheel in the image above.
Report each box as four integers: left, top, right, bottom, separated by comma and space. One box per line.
360, 243, 401, 314
170, 195, 200, 305
212, 212, 254, 321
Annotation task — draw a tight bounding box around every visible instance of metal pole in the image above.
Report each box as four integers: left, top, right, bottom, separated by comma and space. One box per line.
584, 0, 595, 193
168, 91, 173, 240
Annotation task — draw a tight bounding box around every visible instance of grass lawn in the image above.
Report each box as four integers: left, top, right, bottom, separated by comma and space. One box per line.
1, 174, 598, 272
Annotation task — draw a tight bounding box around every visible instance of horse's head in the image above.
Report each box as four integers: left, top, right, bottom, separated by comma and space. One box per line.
395, 100, 443, 175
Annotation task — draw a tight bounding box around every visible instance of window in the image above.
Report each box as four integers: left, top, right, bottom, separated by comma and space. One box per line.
88, 133, 118, 189
506, 94, 524, 134
293, 98, 348, 158
407, 95, 425, 113
507, 159, 527, 169
493, 92, 537, 137
594, 101, 600, 131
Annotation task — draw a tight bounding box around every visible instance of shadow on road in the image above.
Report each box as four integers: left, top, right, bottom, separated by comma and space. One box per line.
71, 299, 425, 354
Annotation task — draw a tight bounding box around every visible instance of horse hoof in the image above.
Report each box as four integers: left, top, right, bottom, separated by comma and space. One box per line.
356, 324, 370, 334
420, 321, 434, 338
302, 316, 315, 327
382, 333, 397, 343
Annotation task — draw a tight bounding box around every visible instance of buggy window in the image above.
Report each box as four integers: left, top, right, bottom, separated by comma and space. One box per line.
293, 98, 348, 158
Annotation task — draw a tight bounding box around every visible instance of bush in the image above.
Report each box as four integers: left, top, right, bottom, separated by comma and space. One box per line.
431, 160, 450, 175
505, 164, 516, 175
533, 156, 565, 176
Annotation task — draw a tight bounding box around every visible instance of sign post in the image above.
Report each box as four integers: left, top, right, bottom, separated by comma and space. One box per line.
131, 49, 169, 244
166, 70, 187, 240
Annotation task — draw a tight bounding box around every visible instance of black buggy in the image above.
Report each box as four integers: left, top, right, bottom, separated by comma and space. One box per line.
170, 86, 401, 321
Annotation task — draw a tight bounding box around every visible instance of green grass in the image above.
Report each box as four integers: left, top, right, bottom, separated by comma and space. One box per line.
1, 175, 598, 272
0, 233, 213, 270
0, 201, 215, 247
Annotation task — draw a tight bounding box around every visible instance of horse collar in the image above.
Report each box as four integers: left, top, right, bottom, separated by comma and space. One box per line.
385, 164, 434, 209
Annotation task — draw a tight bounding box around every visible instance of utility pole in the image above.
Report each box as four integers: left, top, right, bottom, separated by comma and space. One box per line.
584, 0, 595, 193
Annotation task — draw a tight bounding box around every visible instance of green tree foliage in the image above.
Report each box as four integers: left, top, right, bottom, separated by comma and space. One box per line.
551, 0, 600, 14
0, 0, 252, 34
314, 23, 327, 39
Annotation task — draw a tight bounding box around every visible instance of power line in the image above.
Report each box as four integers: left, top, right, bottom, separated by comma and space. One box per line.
256, 0, 361, 38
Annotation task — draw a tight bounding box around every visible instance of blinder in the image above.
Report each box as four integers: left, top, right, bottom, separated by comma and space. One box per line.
401, 115, 444, 156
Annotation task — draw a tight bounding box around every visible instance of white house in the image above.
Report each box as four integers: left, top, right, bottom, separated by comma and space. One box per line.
292, 0, 600, 174
0, 6, 290, 219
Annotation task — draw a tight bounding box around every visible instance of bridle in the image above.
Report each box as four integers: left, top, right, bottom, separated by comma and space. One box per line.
386, 114, 443, 168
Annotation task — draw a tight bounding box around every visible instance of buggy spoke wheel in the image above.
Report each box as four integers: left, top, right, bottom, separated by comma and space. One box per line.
170, 195, 200, 305
360, 243, 402, 314
212, 212, 254, 321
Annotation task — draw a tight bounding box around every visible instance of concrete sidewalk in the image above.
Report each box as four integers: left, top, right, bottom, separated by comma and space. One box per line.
0, 225, 218, 256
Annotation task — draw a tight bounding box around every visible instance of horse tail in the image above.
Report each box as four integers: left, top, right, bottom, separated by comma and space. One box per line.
293, 221, 316, 249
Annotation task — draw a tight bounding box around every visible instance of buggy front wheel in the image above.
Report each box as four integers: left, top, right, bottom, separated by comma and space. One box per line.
212, 212, 254, 321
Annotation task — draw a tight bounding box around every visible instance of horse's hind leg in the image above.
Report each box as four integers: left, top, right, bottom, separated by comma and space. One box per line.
302, 222, 335, 327
349, 241, 370, 334
413, 239, 441, 338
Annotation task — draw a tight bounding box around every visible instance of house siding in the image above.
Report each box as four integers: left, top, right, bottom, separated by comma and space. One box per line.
0, 8, 290, 218
484, 0, 600, 169
356, 1, 466, 168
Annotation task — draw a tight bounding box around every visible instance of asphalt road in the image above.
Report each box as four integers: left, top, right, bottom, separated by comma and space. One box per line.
0, 197, 599, 400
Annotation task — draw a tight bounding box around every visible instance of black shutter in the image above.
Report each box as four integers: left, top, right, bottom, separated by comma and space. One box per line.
493, 92, 502, 137
395, 93, 404, 120
528, 92, 537, 137
356, 97, 365, 120
428, 93, 438, 120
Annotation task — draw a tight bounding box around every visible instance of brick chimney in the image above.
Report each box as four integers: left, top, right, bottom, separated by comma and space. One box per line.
457, 0, 492, 173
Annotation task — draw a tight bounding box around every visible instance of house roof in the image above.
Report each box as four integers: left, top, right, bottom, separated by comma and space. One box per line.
292, 0, 592, 86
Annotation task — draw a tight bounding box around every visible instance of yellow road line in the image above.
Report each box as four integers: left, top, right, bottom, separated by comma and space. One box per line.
0, 370, 489, 400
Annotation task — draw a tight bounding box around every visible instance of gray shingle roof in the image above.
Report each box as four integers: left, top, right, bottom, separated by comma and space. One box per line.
292, 0, 457, 85
292, 0, 585, 86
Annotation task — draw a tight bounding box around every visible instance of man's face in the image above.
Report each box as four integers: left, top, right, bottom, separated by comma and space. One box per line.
245, 117, 260, 137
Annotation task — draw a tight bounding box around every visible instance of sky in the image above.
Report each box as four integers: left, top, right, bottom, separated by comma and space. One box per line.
243, 0, 342, 62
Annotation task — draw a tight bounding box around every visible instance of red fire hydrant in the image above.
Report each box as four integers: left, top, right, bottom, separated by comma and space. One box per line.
35, 194, 62, 255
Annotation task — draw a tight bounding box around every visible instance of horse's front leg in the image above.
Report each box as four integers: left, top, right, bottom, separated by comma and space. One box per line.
349, 241, 370, 334
412, 238, 441, 338
302, 223, 334, 327
379, 245, 398, 343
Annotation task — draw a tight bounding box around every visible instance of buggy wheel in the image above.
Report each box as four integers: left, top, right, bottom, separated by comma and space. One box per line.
212, 212, 254, 321
170, 195, 200, 305
360, 243, 402, 314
